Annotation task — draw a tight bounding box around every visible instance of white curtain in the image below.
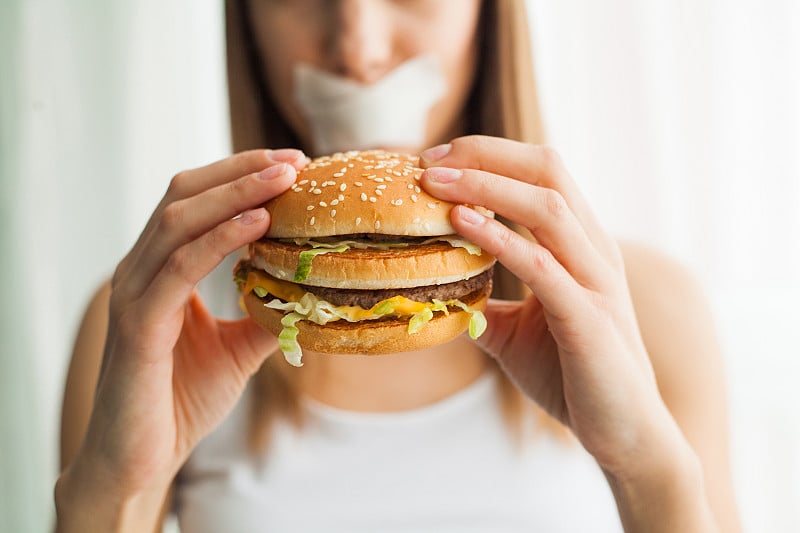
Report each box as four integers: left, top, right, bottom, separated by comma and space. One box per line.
1, 1, 797, 531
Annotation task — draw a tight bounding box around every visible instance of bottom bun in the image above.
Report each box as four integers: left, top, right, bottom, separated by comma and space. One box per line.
243, 284, 491, 356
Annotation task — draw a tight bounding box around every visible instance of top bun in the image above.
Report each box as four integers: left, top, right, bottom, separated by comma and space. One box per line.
264, 150, 458, 238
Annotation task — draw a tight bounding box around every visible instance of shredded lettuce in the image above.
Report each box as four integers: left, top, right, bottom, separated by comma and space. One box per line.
256, 289, 488, 365
428, 236, 482, 256
294, 245, 349, 282
290, 238, 410, 250
408, 307, 434, 334
286, 235, 482, 254
449, 300, 488, 339
278, 312, 305, 367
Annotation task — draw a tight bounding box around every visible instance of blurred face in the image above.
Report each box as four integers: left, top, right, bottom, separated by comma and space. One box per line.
247, 0, 484, 152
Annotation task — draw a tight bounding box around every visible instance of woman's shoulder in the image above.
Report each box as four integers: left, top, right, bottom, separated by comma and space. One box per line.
618, 240, 721, 384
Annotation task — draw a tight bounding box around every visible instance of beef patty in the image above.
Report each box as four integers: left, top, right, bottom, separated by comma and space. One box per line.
298, 267, 494, 308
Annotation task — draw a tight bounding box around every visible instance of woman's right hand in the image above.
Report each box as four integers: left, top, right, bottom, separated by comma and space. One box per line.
56, 149, 306, 529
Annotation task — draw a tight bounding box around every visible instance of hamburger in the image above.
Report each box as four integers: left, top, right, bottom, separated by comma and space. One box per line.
235, 150, 495, 366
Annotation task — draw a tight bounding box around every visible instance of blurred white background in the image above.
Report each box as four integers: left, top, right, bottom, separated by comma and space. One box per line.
1, 0, 798, 531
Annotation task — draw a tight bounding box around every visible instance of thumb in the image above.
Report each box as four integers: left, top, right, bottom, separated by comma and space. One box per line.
217, 317, 279, 377
474, 298, 523, 359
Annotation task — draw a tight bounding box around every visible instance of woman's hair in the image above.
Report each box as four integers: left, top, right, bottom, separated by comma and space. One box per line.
225, 0, 561, 451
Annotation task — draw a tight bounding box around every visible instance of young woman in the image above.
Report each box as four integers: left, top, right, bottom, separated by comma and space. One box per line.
57, 1, 740, 531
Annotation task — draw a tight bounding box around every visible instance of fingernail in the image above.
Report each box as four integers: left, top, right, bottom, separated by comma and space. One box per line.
421, 143, 452, 164
239, 208, 266, 225
268, 148, 305, 163
259, 163, 288, 180
456, 205, 485, 226
425, 167, 462, 184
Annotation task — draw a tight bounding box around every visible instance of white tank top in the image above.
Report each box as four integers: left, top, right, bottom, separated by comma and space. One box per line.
179, 259, 623, 532
176, 376, 622, 532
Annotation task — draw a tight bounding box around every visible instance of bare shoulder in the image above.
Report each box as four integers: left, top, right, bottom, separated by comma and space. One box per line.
619, 241, 719, 399
619, 241, 741, 531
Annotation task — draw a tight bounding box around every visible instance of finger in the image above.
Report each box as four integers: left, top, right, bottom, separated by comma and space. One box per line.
124, 164, 296, 298
137, 208, 272, 327
115, 149, 306, 288
450, 205, 587, 321
422, 167, 608, 287
164, 148, 307, 203
420, 136, 616, 259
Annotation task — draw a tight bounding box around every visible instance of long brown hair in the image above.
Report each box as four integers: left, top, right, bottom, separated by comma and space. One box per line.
225, 0, 561, 451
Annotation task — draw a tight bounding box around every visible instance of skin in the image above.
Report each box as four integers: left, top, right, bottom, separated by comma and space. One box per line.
56, 1, 740, 531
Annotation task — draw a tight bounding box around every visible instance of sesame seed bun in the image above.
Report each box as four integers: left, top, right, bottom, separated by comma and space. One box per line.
264, 150, 467, 238
249, 239, 495, 289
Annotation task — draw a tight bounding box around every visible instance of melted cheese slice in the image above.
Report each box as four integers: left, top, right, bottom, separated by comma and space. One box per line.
244, 270, 433, 322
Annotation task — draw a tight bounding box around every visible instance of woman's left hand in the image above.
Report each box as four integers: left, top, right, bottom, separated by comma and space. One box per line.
419, 135, 690, 479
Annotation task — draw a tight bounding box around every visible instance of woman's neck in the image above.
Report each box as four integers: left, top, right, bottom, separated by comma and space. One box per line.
291, 336, 488, 412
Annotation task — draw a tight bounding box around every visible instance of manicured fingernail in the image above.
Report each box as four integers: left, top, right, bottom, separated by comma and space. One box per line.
425, 167, 462, 183
456, 205, 485, 226
421, 143, 452, 163
259, 163, 288, 180
268, 148, 305, 163
239, 208, 266, 225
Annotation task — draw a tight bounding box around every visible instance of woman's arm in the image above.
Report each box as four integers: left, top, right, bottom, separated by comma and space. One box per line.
419, 135, 738, 532
57, 282, 172, 533
54, 148, 307, 532
622, 242, 740, 532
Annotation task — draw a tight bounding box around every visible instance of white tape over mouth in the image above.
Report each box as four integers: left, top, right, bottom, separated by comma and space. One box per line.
293, 55, 446, 156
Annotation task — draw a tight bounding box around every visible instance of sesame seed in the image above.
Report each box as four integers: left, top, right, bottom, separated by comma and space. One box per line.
393, 171, 402, 177
338, 194, 344, 201
298, 180, 309, 185
414, 186, 421, 193
319, 201, 327, 207
385, 176, 393, 182
356, 217, 362, 225
377, 184, 387, 190
312, 189, 322, 195
310, 216, 315, 226
361, 192, 368, 201
333, 172, 344, 178
395, 199, 403, 205
311, 181, 317, 187
293, 188, 303, 192
374, 177, 384, 183
407, 183, 414, 190
307, 205, 315, 211
348, 163, 354, 168
331, 209, 336, 217
369, 197, 377, 203
331, 199, 339, 206
339, 183, 347, 192
340, 167, 347, 173
375, 189, 383, 196
375, 220, 381, 229
427, 202, 437, 209
355, 181, 363, 187
411, 194, 418, 202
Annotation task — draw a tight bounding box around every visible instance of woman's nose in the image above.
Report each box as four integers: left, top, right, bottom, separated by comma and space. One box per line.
331, 0, 395, 84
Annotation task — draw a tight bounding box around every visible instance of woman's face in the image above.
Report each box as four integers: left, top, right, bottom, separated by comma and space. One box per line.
247, 0, 484, 152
